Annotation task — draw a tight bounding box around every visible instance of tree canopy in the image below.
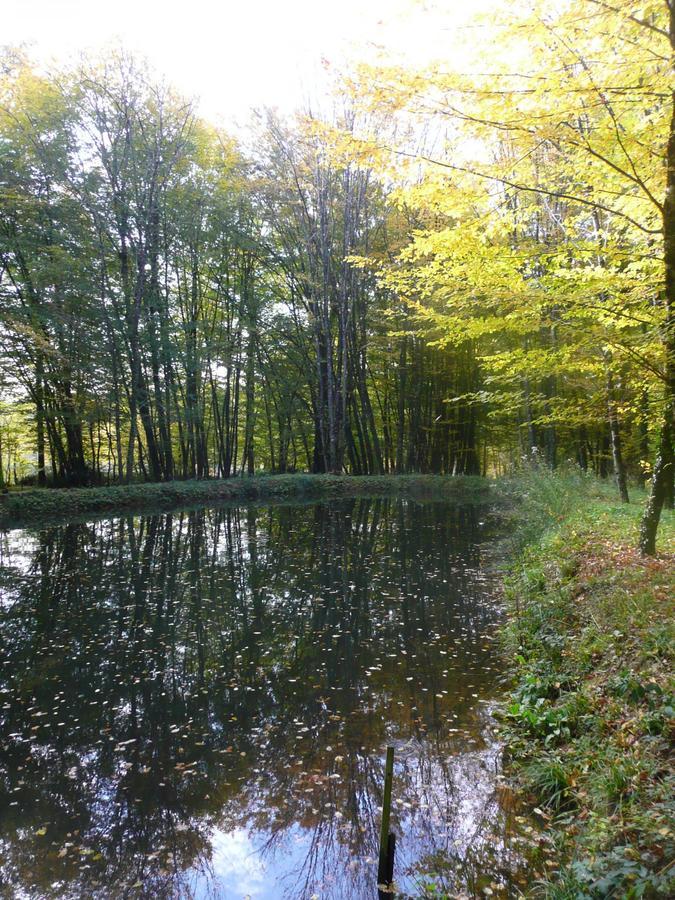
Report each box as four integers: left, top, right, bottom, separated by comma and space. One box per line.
0, 0, 672, 551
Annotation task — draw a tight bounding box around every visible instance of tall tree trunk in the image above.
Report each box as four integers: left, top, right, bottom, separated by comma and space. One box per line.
35, 357, 46, 486
639, 15, 675, 553
242, 285, 257, 476
396, 336, 407, 473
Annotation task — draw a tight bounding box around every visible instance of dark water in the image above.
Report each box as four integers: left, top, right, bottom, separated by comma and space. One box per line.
0, 498, 529, 899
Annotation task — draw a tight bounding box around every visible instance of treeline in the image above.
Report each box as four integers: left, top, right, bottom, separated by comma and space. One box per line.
0, 50, 481, 487
0, 2, 673, 551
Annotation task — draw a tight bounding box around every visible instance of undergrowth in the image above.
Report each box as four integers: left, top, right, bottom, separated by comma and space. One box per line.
499, 472, 674, 898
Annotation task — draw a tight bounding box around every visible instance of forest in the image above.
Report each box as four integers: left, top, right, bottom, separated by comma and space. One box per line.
0, 0, 673, 553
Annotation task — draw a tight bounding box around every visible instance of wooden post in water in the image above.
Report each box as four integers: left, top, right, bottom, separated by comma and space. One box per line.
377, 745, 395, 891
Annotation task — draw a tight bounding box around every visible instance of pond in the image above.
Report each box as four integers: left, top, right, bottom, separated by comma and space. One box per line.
0, 497, 530, 898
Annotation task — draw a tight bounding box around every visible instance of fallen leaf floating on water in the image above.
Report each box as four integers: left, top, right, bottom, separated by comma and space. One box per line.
0, 501, 514, 894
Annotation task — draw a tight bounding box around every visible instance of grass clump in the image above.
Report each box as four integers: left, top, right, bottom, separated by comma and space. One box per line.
500, 473, 674, 898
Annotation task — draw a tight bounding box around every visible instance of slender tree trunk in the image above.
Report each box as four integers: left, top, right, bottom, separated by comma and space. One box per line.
606, 368, 630, 503
523, 375, 537, 457
243, 291, 257, 476
577, 425, 589, 472
637, 391, 650, 487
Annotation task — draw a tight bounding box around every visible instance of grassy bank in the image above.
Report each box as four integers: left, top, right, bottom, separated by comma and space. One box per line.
500, 473, 674, 897
0, 473, 489, 529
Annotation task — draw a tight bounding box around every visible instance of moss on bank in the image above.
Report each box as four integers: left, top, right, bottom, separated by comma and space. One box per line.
0, 473, 489, 529
500, 482, 674, 897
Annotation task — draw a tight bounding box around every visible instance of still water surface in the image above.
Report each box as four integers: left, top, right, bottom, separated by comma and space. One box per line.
0, 498, 528, 899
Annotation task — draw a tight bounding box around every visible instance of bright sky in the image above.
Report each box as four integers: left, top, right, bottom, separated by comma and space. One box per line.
4, 0, 498, 126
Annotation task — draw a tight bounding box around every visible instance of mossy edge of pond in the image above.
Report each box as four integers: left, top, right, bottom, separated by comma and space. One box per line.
495, 481, 674, 899
0, 473, 490, 529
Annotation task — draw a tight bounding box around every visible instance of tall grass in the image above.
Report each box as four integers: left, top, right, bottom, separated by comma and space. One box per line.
494, 461, 621, 554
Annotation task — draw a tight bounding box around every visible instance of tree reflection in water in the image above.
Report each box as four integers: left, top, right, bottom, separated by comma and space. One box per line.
0, 498, 528, 898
